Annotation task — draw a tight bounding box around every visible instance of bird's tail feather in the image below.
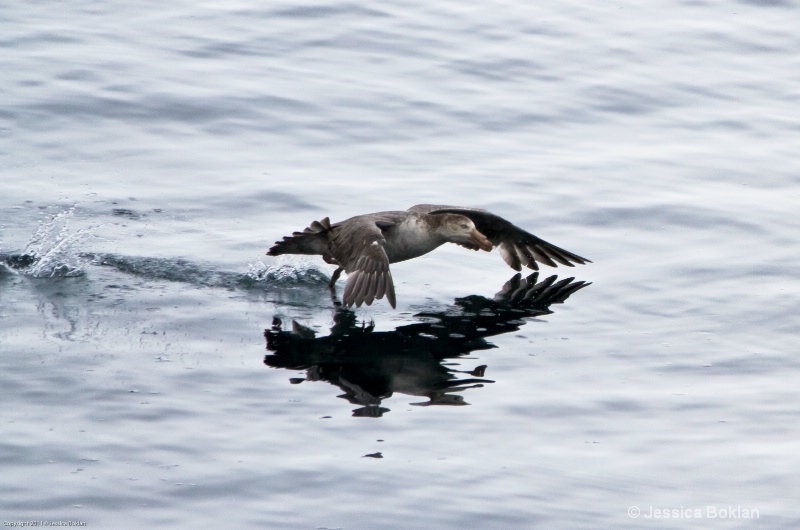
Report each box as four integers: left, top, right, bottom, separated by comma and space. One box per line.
267, 217, 331, 256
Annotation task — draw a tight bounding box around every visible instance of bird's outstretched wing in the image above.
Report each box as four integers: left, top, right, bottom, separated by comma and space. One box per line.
411, 204, 590, 271
329, 219, 397, 308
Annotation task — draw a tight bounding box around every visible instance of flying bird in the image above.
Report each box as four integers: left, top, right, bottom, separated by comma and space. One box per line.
267, 204, 590, 308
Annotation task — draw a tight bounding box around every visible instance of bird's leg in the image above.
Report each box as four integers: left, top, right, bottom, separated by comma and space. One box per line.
329, 266, 343, 288
329, 266, 343, 306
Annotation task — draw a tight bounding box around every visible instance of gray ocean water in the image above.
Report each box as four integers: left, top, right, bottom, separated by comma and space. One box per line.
2, 0, 799, 528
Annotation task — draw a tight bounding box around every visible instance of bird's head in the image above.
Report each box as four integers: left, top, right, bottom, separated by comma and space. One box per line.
439, 214, 493, 252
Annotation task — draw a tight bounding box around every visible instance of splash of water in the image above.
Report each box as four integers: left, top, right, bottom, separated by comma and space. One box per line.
20, 207, 97, 278
244, 258, 330, 286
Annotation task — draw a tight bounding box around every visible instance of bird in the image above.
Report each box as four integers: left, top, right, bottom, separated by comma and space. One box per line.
267, 204, 590, 309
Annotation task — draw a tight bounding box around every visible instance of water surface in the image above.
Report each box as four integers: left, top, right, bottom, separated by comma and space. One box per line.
2, 0, 800, 528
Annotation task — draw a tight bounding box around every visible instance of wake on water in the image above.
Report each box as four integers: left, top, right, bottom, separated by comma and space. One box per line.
0, 208, 330, 290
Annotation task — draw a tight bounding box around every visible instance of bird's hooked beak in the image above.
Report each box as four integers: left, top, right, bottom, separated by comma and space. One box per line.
470, 229, 493, 252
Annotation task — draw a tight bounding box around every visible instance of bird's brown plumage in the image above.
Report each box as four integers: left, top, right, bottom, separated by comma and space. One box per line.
268, 204, 590, 308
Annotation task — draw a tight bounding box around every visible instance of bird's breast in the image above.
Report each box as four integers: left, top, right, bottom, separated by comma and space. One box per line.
383, 219, 443, 263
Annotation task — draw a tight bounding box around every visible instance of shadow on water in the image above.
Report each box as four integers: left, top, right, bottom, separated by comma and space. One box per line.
264, 273, 591, 417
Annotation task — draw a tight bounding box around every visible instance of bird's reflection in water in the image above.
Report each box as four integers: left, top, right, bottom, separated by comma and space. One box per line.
264, 273, 590, 417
